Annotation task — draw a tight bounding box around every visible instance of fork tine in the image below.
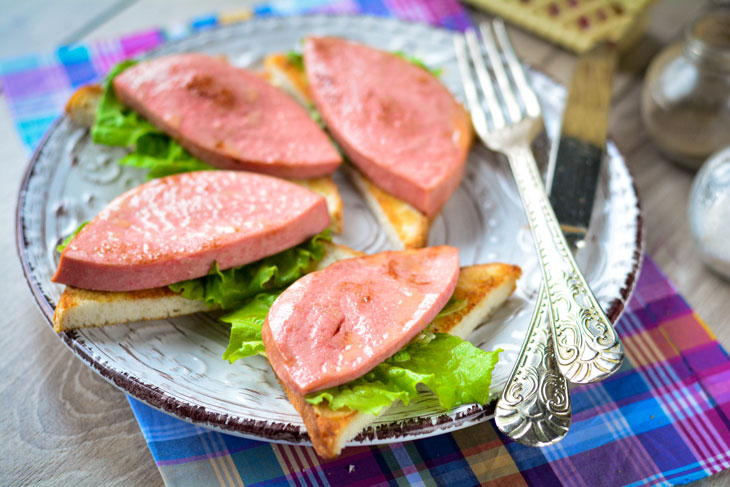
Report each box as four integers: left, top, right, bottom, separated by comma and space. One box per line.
493, 19, 541, 118
478, 22, 522, 124
465, 29, 505, 131
454, 35, 489, 138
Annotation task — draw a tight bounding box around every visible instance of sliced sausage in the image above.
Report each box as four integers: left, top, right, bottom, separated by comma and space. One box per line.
53, 171, 330, 291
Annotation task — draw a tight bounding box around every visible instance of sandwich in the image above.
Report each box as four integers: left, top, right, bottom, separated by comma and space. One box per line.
65, 53, 344, 231
265, 38, 474, 249
223, 245, 520, 458
52, 170, 355, 332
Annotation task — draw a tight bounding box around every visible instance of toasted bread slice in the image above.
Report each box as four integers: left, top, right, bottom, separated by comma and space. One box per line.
263, 54, 312, 106
429, 263, 522, 336
53, 286, 207, 332
65, 84, 103, 126
65, 83, 343, 233
53, 242, 362, 332
340, 164, 428, 250
290, 177, 343, 234
264, 54, 431, 249
278, 262, 522, 459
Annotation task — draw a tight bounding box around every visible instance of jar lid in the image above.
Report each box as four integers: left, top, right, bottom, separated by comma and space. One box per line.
686, 11, 730, 70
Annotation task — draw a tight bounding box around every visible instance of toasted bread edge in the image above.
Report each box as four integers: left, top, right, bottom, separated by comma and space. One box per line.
53, 286, 210, 332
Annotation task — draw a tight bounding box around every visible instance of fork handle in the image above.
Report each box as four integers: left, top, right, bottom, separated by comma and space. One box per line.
505, 143, 624, 383
495, 284, 571, 446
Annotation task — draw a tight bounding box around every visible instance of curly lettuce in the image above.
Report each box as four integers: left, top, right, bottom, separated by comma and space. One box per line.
220, 291, 281, 362
56, 221, 89, 252
306, 334, 500, 415
92, 60, 215, 179
169, 231, 330, 310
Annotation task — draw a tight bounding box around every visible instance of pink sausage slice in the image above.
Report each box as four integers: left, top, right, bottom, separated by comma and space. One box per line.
304, 37, 473, 217
263, 246, 460, 396
113, 54, 341, 179
52, 171, 330, 291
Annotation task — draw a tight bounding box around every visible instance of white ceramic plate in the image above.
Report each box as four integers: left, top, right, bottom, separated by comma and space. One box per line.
16, 15, 642, 446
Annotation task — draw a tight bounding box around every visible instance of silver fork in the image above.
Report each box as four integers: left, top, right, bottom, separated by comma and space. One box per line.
454, 20, 613, 445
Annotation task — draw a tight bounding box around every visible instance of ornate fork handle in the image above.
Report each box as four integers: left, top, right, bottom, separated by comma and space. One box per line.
506, 143, 624, 383
495, 286, 571, 446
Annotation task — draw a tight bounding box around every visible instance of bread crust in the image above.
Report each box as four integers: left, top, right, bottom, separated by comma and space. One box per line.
430, 263, 522, 336
280, 379, 363, 459
65, 84, 102, 127
290, 177, 343, 234
53, 286, 209, 332
341, 164, 429, 249
263, 54, 312, 106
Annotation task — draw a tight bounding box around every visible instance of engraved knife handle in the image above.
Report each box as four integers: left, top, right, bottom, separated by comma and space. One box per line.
495, 285, 571, 446
506, 143, 624, 383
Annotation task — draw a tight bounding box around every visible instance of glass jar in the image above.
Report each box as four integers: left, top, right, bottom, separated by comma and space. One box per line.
688, 145, 730, 280
641, 12, 730, 170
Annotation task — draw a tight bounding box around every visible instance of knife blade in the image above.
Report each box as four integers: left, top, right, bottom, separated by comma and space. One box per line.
546, 43, 618, 250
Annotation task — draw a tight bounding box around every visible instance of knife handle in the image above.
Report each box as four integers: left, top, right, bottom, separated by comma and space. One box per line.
505, 142, 624, 384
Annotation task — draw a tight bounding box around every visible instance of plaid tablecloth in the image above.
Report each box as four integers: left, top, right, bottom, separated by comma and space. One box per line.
4, 1, 730, 486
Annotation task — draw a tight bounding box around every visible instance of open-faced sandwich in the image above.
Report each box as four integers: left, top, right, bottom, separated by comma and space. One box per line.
265, 37, 474, 249
66, 53, 344, 231
250, 246, 520, 458
51, 170, 359, 331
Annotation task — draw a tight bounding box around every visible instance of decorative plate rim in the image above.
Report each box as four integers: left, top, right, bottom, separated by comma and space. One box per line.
15, 13, 644, 446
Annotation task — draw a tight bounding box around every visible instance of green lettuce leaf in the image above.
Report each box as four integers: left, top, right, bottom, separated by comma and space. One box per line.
91, 60, 159, 147
306, 334, 500, 416
118, 133, 215, 179
434, 296, 467, 319
307, 103, 324, 128
219, 291, 500, 416
393, 51, 443, 77
285, 51, 304, 70
220, 291, 281, 362
169, 231, 330, 310
92, 60, 215, 179
216, 286, 499, 416
56, 221, 89, 252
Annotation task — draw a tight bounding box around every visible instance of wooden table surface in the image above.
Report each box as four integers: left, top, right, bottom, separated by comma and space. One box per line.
1, 1, 728, 485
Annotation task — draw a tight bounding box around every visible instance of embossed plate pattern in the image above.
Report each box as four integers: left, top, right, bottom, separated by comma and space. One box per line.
16, 15, 642, 446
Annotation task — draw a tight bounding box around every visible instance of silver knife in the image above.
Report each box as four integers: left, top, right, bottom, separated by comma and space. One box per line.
545, 43, 624, 383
